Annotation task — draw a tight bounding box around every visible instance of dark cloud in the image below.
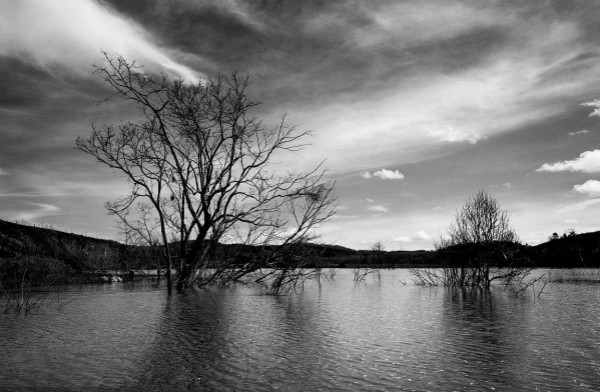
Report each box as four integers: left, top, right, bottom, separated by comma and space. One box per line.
91, 0, 511, 121
402, 26, 510, 73
0, 59, 53, 109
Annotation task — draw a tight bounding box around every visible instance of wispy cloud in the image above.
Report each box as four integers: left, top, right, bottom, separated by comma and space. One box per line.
14, 202, 61, 222
254, 1, 600, 174
0, 0, 202, 82
491, 182, 513, 189
393, 231, 432, 243
367, 205, 389, 213
568, 129, 589, 136
574, 180, 600, 197
558, 198, 600, 214
362, 169, 405, 180
431, 126, 485, 144
0, 107, 35, 116
537, 150, 600, 173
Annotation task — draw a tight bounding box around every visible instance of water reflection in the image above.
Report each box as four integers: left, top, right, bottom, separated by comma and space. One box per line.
3, 270, 600, 390
437, 287, 517, 390
1, 284, 166, 390
128, 286, 342, 391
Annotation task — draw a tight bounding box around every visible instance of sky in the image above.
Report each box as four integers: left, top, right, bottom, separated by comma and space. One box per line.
1, 0, 600, 250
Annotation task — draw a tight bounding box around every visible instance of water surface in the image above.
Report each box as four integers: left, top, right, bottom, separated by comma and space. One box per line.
2, 269, 600, 391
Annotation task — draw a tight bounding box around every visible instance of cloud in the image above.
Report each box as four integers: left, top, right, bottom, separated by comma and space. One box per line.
331, 214, 359, 220
564, 219, 579, 225
431, 126, 485, 144
582, 99, 600, 117
4, 1, 600, 248
363, 169, 405, 180
367, 205, 388, 213
537, 150, 600, 173
257, 1, 597, 174
154, 0, 600, 176
0, 107, 34, 116
415, 231, 432, 241
0, 0, 202, 82
374, 169, 405, 180
573, 180, 600, 197
492, 182, 513, 189
558, 198, 600, 214
568, 129, 589, 136
393, 231, 432, 243
14, 202, 61, 222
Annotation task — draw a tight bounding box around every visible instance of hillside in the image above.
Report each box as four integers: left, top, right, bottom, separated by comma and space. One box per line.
528, 230, 600, 267
0, 220, 147, 271
1, 219, 599, 279
0, 219, 436, 270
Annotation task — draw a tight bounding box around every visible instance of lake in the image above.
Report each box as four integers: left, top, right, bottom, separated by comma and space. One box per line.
2, 269, 600, 391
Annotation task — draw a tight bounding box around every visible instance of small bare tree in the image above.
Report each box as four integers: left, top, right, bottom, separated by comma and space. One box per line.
353, 241, 382, 282
413, 191, 530, 288
448, 190, 517, 245
77, 53, 336, 292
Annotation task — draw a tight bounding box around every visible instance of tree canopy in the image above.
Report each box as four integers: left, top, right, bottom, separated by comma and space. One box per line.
446, 190, 517, 246
77, 53, 336, 292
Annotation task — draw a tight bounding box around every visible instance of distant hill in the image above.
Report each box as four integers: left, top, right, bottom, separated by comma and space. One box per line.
0, 219, 141, 271
1, 219, 598, 276
528, 230, 600, 268
0, 219, 437, 270
291, 244, 437, 268
0, 219, 155, 288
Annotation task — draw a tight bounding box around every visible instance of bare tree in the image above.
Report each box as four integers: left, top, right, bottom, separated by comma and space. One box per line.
353, 241, 382, 282
371, 240, 385, 253
448, 190, 517, 245
413, 191, 531, 288
77, 53, 336, 292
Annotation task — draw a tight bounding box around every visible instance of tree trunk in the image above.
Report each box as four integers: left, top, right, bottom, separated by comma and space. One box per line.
176, 260, 189, 291
165, 257, 172, 294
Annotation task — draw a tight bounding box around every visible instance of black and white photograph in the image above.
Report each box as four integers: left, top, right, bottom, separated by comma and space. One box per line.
2, 1, 600, 390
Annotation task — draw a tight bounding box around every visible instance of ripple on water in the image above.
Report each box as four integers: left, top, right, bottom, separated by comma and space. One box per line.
3, 270, 600, 391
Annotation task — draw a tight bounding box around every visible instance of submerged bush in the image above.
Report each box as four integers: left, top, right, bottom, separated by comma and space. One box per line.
416, 191, 532, 288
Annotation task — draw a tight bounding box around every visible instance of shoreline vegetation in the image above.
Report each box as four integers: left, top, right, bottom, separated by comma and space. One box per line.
2, 215, 600, 314
1, 218, 600, 286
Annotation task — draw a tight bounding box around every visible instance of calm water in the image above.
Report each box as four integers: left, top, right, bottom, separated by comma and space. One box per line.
2, 269, 600, 391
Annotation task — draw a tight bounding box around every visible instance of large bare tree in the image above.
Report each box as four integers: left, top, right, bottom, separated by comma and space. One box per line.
77, 53, 336, 292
